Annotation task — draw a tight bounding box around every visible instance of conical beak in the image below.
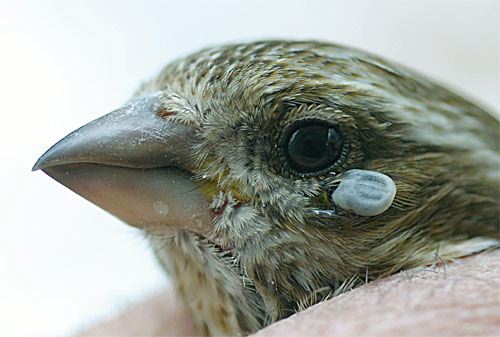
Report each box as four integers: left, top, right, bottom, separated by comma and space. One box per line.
33, 94, 212, 235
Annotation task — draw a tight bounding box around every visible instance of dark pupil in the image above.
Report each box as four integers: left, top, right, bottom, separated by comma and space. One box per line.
287, 124, 342, 173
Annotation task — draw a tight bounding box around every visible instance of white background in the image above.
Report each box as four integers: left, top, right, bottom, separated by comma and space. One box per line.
1, 1, 498, 336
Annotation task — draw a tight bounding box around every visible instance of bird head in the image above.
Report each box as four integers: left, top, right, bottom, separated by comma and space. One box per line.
34, 41, 499, 335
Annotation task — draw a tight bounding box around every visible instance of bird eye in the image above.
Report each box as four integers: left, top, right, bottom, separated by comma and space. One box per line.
285, 122, 343, 174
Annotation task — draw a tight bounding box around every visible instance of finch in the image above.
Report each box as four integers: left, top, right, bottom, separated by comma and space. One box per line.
34, 41, 499, 336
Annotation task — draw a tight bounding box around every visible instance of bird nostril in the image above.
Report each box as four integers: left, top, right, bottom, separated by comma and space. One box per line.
157, 108, 175, 118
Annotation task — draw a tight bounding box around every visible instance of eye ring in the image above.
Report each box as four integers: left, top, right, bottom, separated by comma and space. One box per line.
281, 118, 345, 175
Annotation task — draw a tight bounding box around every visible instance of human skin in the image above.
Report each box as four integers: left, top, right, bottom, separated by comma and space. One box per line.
75, 250, 500, 336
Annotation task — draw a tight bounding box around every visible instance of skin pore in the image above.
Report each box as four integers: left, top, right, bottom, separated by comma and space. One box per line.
75, 250, 500, 336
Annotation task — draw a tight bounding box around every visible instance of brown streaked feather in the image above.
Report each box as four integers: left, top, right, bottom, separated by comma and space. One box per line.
137, 41, 499, 336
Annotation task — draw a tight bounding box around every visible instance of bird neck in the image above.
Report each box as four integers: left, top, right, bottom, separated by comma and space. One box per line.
149, 231, 264, 336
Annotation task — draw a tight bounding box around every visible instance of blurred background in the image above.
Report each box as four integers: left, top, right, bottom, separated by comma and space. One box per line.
1, 0, 498, 336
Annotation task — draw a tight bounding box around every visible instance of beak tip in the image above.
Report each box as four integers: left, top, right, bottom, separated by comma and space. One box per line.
33, 143, 66, 172
32, 157, 43, 172
32, 151, 54, 172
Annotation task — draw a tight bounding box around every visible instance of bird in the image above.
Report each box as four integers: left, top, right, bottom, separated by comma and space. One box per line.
33, 40, 499, 336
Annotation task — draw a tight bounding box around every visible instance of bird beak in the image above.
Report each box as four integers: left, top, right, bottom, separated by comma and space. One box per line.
32, 93, 212, 235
